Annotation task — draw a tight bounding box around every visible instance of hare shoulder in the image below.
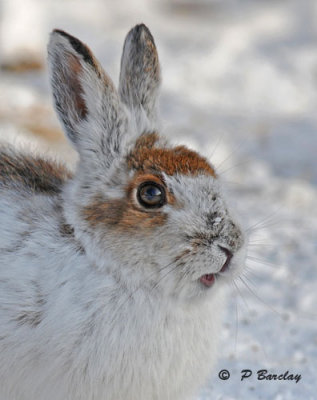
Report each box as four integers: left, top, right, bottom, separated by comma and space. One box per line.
0, 148, 71, 195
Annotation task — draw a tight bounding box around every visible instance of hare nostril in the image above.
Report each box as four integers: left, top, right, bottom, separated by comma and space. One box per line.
218, 245, 233, 272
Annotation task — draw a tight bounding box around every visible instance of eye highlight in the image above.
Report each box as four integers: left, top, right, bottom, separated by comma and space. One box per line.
137, 181, 166, 209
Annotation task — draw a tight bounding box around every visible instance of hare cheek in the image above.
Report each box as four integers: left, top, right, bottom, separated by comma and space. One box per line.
82, 197, 167, 232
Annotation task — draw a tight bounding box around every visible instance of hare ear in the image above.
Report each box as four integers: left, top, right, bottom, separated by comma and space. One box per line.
48, 30, 126, 165
119, 24, 161, 132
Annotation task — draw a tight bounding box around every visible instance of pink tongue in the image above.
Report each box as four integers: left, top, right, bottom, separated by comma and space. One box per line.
200, 274, 215, 287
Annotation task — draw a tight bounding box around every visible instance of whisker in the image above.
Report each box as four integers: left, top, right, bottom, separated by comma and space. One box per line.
247, 243, 275, 248
246, 255, 281, 269
234, 291, 239, 353
150, 253, 190, 292
244, 266, 266, 281
221, 180, 248, 190
151, 265, 179, 292
248, 237, 271, 243
239, 275, 284, 318
244, 267, 317, 322
209, 131, 225, 160
221, 180, 244, 186
245, 207, 284, 233
115, 258, 178, 313
229, 280, 240, 353
232, 278, 251, 312
214, 136, 249, 173
234, 275, 271, 362
247, 219, 288, 234
217, 159, 251, 176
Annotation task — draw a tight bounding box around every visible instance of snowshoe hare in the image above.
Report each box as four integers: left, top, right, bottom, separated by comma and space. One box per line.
0, 24, 246, 400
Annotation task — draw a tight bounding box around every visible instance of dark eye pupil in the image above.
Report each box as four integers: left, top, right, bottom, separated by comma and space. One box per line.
137, 182, 166, 208
144, 186, 160, 200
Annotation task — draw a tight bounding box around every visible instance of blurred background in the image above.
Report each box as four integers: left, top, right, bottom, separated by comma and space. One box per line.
0, 1, 316, 399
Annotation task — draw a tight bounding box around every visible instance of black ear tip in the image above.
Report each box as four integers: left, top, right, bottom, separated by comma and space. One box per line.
51, 29, 94, 67
128, 23, 155, 45
52, 29, 75, 41
52, 28, 66, 35
134, 23, 150, 33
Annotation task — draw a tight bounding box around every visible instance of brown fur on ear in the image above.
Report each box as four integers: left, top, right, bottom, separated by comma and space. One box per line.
64, 53, 88, 121
127, 134, 216, 177
48, 29, 119, 147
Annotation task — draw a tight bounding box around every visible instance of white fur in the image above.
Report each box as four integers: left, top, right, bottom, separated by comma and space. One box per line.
0, 185, 227, 399
0, 25, 246, 400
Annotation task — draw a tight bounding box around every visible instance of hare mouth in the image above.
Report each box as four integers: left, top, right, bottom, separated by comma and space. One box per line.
199, 273, 215, 287
199, 254, 232, 287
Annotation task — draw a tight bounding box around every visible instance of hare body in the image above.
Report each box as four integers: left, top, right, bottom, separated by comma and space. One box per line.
0, 25, 246, 400
0, 158, 224, 400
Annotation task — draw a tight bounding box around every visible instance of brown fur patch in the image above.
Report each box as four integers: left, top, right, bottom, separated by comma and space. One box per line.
0, 150, 72, 194
83, 133, 214, 231
67, 54, 88, 120
83, 195, 167, 231
53, 30, 115, 126
134, 132, 160, 150
127, 134, 216, 177
83, 172, 171, 231
174, 249, 191, 263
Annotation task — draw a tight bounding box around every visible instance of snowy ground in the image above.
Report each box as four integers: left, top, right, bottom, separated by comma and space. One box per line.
0, 0, 316, 399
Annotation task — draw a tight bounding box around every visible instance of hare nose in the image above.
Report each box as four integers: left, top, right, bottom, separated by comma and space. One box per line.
218, 246, 233, 272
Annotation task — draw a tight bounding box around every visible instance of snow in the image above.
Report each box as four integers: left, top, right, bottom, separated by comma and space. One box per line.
0, 0, 316, 398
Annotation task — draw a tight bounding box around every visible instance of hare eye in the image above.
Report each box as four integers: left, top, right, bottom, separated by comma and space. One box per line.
137, 182, 166, 208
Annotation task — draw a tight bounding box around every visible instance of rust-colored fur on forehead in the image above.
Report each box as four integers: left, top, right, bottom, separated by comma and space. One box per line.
127, 133, 216, 177
134, 132, 160, 150
84, 134, 215, 231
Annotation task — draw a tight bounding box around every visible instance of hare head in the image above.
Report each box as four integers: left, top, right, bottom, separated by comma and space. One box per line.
48, 24, 246, 302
